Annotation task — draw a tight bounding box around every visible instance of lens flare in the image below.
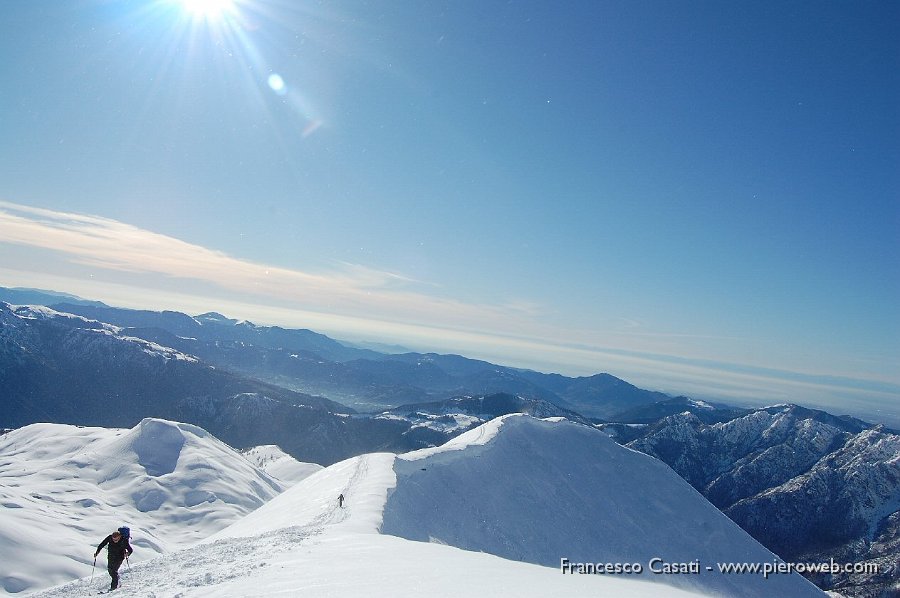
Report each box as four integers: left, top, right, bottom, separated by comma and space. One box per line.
180, 0, 235, 20
141, 0, 325, 140
267, 73, 286, 95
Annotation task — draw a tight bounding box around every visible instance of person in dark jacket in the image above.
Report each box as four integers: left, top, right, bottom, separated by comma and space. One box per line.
94, 530, 133, 591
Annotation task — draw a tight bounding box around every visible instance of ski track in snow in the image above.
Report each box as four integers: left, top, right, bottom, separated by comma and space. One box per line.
30, 524, 322, 598
315, 454, 365, 528
28, 456, 364, 597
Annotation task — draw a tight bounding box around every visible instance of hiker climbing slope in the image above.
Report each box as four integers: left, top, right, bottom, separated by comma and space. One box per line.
94, 528, 133, 592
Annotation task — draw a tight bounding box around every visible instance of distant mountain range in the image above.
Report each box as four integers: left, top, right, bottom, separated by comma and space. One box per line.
1, 286, 897, 597
0, 286, 108, 308
612, 405, 899, 597
0, 287, 670, 417
0, 302, 422, 465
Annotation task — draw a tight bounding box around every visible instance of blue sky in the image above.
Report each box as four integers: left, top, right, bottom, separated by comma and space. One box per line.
1, 1, 897, 423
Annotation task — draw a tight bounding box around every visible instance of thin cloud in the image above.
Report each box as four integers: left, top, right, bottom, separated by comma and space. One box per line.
3, 200, 897, 426
0, 201, 539, 334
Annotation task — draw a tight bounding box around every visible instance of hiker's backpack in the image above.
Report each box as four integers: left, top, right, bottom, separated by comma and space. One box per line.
118, 526, 131, 542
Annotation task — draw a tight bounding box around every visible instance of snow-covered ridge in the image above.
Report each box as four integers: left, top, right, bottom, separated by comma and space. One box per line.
398, 411, 514, 460
0, 418, 282, 594
688, 399, 715, 410
193, 311, 237, 326
8, 416, 825, 597
377, 393, 586, 436
383, 415, 823, 598
240, 444, 323, 485
376, 410, 483, 433
2, 303, 198, 363
97, 328, 199, 362
8, 304, 114, 328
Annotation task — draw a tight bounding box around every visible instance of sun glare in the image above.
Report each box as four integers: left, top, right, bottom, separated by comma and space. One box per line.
179, 0, 235, 20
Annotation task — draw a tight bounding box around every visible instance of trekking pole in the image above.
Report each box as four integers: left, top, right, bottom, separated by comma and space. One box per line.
90, 556, 96, 583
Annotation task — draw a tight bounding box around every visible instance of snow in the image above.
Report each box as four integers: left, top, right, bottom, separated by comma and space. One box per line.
193, 313, 235, 326
376, 410, 487, 434
29, 529, 707, 598
0, 419, 282, 594
7, 305, 109, 328
408, 412, 484, 433
688, 399, 715, 410
107, 330, 198, 362
3, 415, 826, 597
384, 414, 823, 598
240, 445, 323, 485
373, 413, 407, 422
399, 413, 507, 460
2, 304, 197, 363
210, 453, 397, 540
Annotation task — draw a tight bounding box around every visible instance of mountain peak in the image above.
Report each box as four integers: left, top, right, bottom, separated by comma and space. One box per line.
194, 311, 237, 325
0, 420, 284, 594
129, 418, 205, 476
383, 415, 823, 598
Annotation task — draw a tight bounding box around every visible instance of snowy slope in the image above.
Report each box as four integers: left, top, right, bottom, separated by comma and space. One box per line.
0, 419, 283, 594
30, 529, 708, 598
240, 445, 323, 485
13, 415, 824, 597
27, 434, 706, 598
382, 415, 824, 598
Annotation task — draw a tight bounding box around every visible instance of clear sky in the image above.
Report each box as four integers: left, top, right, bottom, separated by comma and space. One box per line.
1, 1, 898, 424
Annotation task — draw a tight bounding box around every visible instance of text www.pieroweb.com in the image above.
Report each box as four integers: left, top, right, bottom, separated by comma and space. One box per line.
560, 557, 879, 579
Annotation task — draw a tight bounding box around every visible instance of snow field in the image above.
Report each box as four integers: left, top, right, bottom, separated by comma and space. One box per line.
239, 446, 323, 485
0, 419, 284, 594
383, 414, 824, 598
6, 415, 826, 597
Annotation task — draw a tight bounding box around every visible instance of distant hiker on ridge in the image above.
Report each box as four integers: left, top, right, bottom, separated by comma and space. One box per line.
338, 493, 344, 508
94, 529, 133, 592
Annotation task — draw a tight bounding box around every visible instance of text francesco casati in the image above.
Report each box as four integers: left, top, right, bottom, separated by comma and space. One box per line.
560, 558, 879, 579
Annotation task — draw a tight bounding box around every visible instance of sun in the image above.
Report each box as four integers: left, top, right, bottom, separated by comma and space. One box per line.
179, 0, 236, 20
